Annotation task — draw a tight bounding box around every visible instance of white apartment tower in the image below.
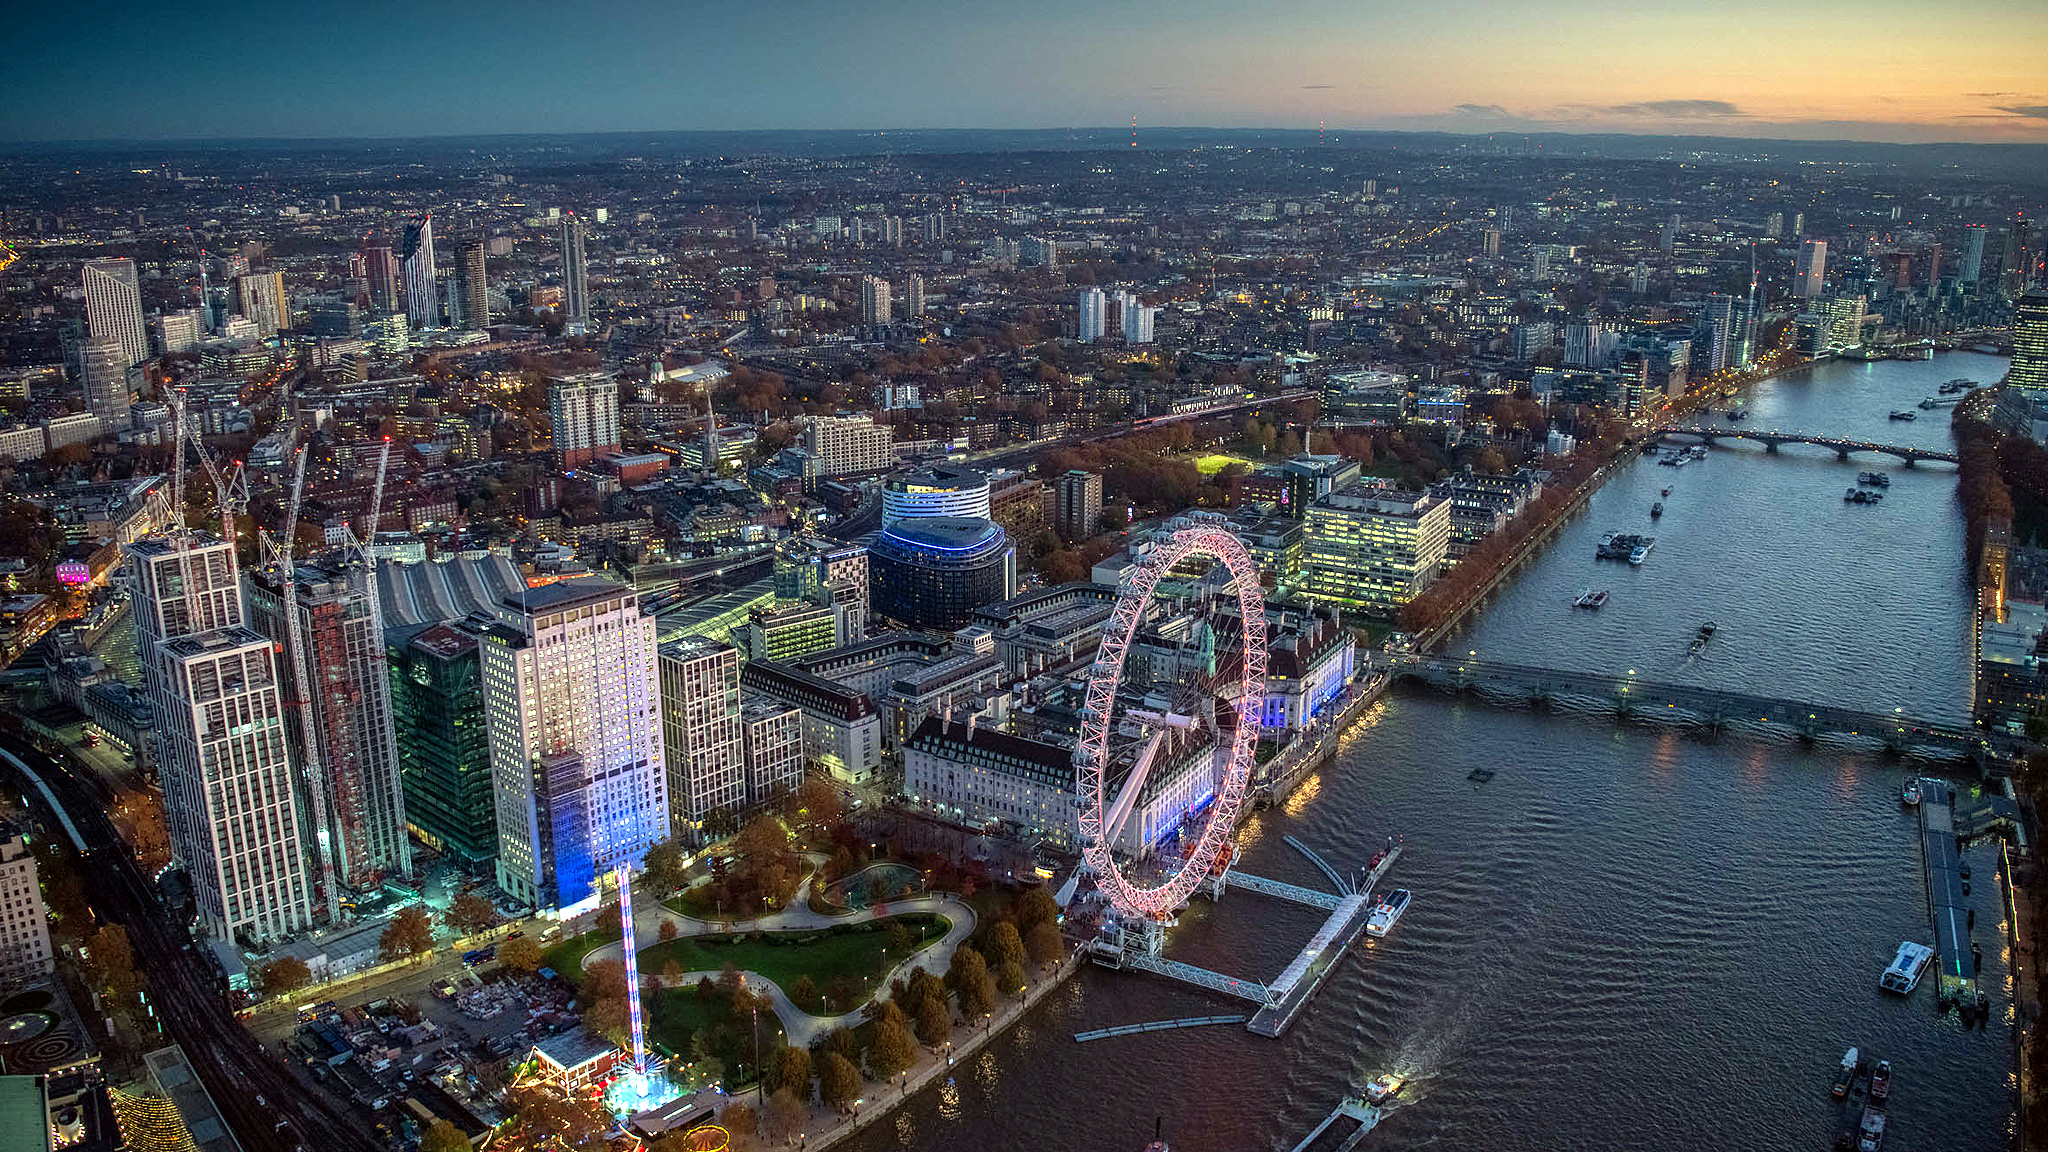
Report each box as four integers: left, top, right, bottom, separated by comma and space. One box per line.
657, 637, 746, 832
81, 338, 133, 424
562, 216, 590, 331
82, 258, 149, 367
0, 824, 53, 981
128, 533, 315, 942
905, 274, 926, 317
548, 372, 620, 468
861, 275, 892, 325
479, 578, 668, 913
803, 414, 894, 476
740, 697, 804, 806
1077, 287, 1107, 343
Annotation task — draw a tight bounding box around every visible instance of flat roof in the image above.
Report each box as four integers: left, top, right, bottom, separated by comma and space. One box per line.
0, 1077, 48, 1152
509, 576, 633, 615
533, 1028, 618, 1073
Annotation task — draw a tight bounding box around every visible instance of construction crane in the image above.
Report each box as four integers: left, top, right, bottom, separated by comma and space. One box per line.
348, 438, 412, 879
258, 445, 344, 926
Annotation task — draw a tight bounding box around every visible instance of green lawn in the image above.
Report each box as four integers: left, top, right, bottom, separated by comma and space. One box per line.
645, 987, 786, 1089
1192, 452, 1257, 476
637, 913, 949, 1010
540, 924, 621, 983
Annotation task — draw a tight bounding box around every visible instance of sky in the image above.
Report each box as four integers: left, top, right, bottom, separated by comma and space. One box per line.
7, 0, 2048, 144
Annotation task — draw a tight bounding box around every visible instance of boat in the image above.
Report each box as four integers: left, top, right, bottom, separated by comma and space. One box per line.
1650, 501, 1664, 518
1573, 588, 1610, 609
1918, 396, 1959, 410
1661, 487, 1671, 497
1868, 1060, 1891, 1104
1887, 410, 1917, 421
1858, 1105, 1887, 1152
1858, 472, 1890, 487
1598, 533, 1648, 560
1940, 378, 1977, 394
1900, 778, 1922, 807
1629, 539, 1654, 565
1831, 1048, 1860, 1098
1846, 489, 1886, 504
1688, 444, 1707, 460
1365, 888, 1411, 938
1698, 621, 1716, 637
1364, 1074, 1406, 1105
1879, 942, 1934, 994
1688, 636, 1706, 655
1727, 406, 1747, 421
1843, 346, 1887, 362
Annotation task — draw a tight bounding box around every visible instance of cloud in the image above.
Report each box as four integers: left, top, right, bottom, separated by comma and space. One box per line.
1994, 104, 2048, 120
1450, 103, 1511, 117
1600, 99, 1745, 118
1300, 84, 1336, 90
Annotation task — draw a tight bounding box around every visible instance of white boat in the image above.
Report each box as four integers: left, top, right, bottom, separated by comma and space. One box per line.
1629, 539, 1654, 565
1364, 1073, 1405, 1104
1879, 941, 1933, 994
1900, 778, 1922, 807
1366, 888, 1411, 938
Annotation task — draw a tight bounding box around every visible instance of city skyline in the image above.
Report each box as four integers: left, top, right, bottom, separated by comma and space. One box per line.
4, 0, 2047, 145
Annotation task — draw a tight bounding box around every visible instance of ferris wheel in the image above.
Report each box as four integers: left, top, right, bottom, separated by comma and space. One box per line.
1074, 525, 1267, 919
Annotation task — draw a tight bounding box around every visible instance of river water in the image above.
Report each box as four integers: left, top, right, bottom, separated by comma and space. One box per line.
843, 353, 2017, 1152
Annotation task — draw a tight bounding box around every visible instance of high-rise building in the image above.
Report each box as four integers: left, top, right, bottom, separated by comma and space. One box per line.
1791, 212, 1805, 237
860, 274, 892, 324
773, 536, 870, 643
740, 696, 804, 806
1629, 260, 1651, 296
547, 372, 620, 468
882, 465, 991, 526
1054, 469, 1103, 541
402, 214, 438, 329
363, 246, 400, 314
128, 533, 315, 942
388, 620, 497, 868
234, 272, 288, 337
0, 823, 52, 981
2011, 289, 2048, 393
1963, 225, 1988, 285
905, 273, 926, 317
2006, 216, 2037, 297
1303, 481, 1453, 611
479, 578, 668, 912
1481, 228, 1501, 257
922, 213, 946, 242
883, 216, 904, 247
561, 216, 590, 330
1659, 215, 1679, 254
1764, 212, 1784, 239
1795, 240, 1828, 298
454, 241, 488, 331
803, 413, 894, 476
82, 258, 148, 367
246, 561, 410, 891
81, 338, 132, 423
869, 518, 1016, 632
657, 637, 746, 834
157, 309, 203, 354
1077, 287, 1107, 342
741, 602, 839, 664
1021, 236, 1058, 268
1122, 294, 1157, 344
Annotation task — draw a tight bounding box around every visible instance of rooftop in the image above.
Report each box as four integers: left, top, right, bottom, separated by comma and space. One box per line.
510, 576, 635, 616
533, 1028, 619, 1073
877, 516, 1005, 553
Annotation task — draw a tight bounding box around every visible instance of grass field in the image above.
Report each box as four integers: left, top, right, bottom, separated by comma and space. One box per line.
637, 913, 950, 1010
540, 924, 621, 981
1192, 452, 1258, 476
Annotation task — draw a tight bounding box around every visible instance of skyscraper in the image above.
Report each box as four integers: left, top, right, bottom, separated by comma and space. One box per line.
480, 578, 668, 912
905, 273, 926, 317
1122, 294, 1157, 344
1481, 228, 1501, 257
246, 562, 411, 891
1795, 240, 1828, 299
657, 637, 746, 834
82, 258, 148, 367
860, 274, 892, 324
1077, 287, 1107, 342
388, 621, 498, 868
402, 214, 438, 329
1963, 225, 1988, 286
2006, 216, 2036, 297
1055, 469, 1104, 541
548, 371, 620, 468
127, 533, 315, 942
234, 271, 288, 337
1659, 215, 1678, 254
561, 216, 590, 331
81, 338, 131, 423
454, 240, 488, 331
2011, 289, 2048, 394
363, 246, 400, 314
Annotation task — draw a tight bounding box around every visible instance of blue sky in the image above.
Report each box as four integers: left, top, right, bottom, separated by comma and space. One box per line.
7, 0, 2046, 143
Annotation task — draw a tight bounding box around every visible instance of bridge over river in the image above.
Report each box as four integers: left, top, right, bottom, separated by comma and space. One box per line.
1391, 656, 2016, 764
1650, 425, 1959, 466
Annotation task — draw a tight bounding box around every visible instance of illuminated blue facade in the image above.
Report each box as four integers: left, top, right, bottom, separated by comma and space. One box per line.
869, 516, 1016, 631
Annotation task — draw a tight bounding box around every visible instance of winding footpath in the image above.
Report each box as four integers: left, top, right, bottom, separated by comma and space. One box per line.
580, 861, 977, 1047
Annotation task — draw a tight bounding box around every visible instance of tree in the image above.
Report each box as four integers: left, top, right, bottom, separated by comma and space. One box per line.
718, 1103, 757, 1145
947, 946, 995, 1018
996, 959, 1026, 996
419, 1119, 471, 1152
261, 956, 312, 996
985, 921, 1024, 970
822, 1026, 861, 1065
790, 974, 818, 1008
584, 958, 628, 1003
819, 1052, 862, 1110
585, 995, 630, 1047
883, 919, 911, 954
507, 1087, 610, 1152
870, 1016, 916, 1078
640, 838, 690, 895
696, 975, 717, 1002
82, 924, 141, 1000
379, 905, 435, 961
499, 935, 542, 972
766, 1088, 806, 1141
914, 995, 952, 1046
769, 1045, 811, 1096
795, 775, 845, 831
444, 892, 500, 936
1014, 889, 1060, 934
1025, 920, 1064, 969
658, 919, 678, 943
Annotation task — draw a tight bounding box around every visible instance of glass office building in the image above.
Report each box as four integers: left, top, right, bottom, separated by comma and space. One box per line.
869, 517, 1016, 631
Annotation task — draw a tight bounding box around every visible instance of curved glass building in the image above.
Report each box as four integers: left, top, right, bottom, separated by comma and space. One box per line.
881, 465, 991, 527
869, 517, 1016, 631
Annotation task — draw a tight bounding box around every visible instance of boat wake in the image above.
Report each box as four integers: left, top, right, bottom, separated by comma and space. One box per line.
1374, 906, 1552, 1084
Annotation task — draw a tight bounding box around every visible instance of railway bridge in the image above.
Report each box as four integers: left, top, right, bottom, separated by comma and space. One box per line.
1650, 426, 1958, 466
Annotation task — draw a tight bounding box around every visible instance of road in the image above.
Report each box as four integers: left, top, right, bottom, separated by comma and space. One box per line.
0, 734, 384, 1152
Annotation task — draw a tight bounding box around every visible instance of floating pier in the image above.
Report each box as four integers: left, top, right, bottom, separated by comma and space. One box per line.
1073, 1015, 1248, 1043
1287, 1098, 1384, 1152
1917, 781, 1977, 1004
1246, 847, 1402, 1038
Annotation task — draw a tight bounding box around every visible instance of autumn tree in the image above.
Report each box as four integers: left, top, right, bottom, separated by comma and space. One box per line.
914, 995, 952, 1046
718, 1102, 757, 1142
444, 892, 500, 936
639, 838, 690, 895
984, 921, 1024, 971
379, 905, 435, 961
507, 1087, 610, 1152
818, 1052, 862, 1110
419, 1119, 471, 1152
769, 1045, 811, 1096
499, 935, 542, 972
766, 1088, 806, 1140
869, 1016, 917, 1078
946, 945, 995, 1018
261, 956, 312, 996
82, 924, 141, 1000
1025, 920, 1064, 969
996, 958, 1026, 996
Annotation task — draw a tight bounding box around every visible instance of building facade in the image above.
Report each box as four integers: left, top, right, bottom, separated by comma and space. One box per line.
868, 517, 1017, 632
740, 697, 804, 806
454, 241, 489, 331
562, 216, 590, 330
479, 579, 667, 913
657, 637, 746, 833
387, 621, 497, 868
80, 339, 132, 424
1303, 481, 1453, 611
0, 824, 53, 982
1053, 469, 1103, 541
882, 465, 992, 527
548, 372, 621, 468
402, 214, 438, 329
803, 414, 895, 477
82, 258, 148, 367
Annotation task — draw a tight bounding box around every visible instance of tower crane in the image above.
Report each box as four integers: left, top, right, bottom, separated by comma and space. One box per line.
348, 438, 412, 879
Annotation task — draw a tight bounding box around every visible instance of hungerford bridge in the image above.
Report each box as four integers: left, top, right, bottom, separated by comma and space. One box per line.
1391, 655, 2019, 764
1649, 425, 1958, 466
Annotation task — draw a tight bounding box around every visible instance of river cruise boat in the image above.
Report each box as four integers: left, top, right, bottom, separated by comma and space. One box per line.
1858, 472, 1891, 487
1628, 539, 1654, 565
1887, 410, 1917, 421
1900, 778, 1922, 806
1364, 1074, 1406, 1105
1365, 889, 1411, 938
1572, 589, 1609, 609
1858, 1105, 1887, 1152
1879, 942, 1933, 994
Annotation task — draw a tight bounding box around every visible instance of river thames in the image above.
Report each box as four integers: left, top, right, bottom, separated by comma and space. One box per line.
843, 352, 2015, 1152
